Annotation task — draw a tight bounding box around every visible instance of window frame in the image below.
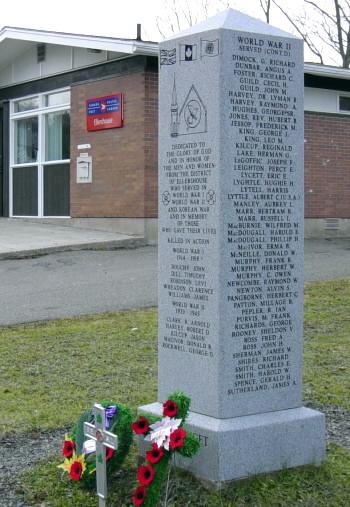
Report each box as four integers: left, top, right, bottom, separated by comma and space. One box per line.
338, 92, 350, 114
10, 88, 71, 218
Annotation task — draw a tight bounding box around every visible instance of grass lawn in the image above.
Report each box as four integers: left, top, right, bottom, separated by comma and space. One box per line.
0, 309, 158, 434
1, 280, 350, 505
304, 280, 350, 408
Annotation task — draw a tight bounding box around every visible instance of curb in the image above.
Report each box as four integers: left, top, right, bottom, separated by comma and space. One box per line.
0, 237, 147, 260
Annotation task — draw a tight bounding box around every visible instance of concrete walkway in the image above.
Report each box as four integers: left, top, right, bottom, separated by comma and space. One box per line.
0, 218, 145, 259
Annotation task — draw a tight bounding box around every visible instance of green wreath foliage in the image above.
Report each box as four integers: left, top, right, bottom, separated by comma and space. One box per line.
142, 456, 171, 507
63, 400, 133, 489
134, 391, 200, 507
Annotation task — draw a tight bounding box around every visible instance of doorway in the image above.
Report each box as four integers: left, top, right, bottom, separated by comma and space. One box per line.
0, 107, 3, 216
10, 89, 70, 217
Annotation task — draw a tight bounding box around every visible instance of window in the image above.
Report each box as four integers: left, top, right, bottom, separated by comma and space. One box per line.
15, 117, 38, 164
45, 111, 70, 161
339, 95, 350, 112
14, 97, 39, 113
45, 90, 70, 107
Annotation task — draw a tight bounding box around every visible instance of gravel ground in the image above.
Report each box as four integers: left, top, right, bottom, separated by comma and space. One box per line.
1, 406, 349, 507
310, 404, 350, 450
0, 429, 65, 507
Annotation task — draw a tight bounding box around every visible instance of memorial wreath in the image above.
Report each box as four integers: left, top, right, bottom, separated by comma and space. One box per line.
58, 400, 133, 488
131, 391, 200, 506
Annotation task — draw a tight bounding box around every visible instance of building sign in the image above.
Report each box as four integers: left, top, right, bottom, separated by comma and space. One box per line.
86, 94, 123, 131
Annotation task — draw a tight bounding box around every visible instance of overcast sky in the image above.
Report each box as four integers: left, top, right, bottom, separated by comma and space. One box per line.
0, 0, 333, 64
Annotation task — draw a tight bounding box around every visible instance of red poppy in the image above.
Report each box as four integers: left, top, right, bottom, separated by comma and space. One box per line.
137, 464, 155, 486
131, 416, 150, 435
62, 439, 76, 458
169, 428, 187, 450
146, 443, 164, 464
106, 447, 114, 461
69, 460, 83, 480
131, 485, 147, 505
163, 399, 178, 417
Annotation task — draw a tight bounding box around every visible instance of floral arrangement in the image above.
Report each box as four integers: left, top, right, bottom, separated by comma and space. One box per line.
58, 400, 133, 488
131, 391, 200, 506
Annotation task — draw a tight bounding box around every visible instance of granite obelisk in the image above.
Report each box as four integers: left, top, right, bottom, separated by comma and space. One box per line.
141, 9, 325, 483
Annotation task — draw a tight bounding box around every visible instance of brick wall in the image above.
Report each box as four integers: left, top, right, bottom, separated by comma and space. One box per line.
70, 70, 158, 218
71, 81, 350, 221
305, 111, 350, 218
144, 70, 158, 218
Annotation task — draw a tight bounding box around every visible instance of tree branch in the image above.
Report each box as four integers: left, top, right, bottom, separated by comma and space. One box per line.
304, 0, 337, 25
260, 0, 271, 23
172, 0, 182, 32
155, 16, 166, 39
272, 1, 324, 63
338, 2, 350, 24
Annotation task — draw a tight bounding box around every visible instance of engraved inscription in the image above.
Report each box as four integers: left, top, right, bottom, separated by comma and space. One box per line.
160, 140, 216, 358
226, 35, 301, 396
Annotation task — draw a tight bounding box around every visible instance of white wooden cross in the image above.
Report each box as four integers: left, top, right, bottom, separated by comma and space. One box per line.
84, 404, 118, 507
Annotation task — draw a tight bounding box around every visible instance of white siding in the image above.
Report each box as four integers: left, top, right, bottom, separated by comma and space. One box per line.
0, 65, 12, 87
107, 51, 123, 60
0, 44, 122, 87
41, 45, 72, 75
304, 87, 339, 113
73, 47, 107, 67
12, 45, 40, 83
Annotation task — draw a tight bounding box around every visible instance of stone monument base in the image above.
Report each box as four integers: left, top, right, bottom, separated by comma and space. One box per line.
139, 403, 325, 485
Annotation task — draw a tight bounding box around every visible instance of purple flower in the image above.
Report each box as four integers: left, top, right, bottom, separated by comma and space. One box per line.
91, 405, 118, 429
105, 405, 118, 428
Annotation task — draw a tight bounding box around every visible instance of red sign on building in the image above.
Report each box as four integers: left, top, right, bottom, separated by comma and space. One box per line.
86, 94, 123, 131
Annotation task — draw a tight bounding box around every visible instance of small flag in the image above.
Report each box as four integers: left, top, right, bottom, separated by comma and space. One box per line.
180, 44, 198, 62
201, 39, 219, 58
160, 48, 176, 65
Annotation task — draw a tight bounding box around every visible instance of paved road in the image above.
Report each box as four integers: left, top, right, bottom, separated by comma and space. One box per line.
304, 238, 350, 282
1, 239, 350, 326
0, 247, 157, 326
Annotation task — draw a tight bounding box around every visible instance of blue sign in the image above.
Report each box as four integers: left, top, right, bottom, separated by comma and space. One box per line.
86, 93, 123, 131
87, 95, 120, 116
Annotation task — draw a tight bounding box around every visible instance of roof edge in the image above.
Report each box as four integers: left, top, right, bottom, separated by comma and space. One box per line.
2, 26, 350, 79
304, 63, 350, 81
0, 26, 158, 56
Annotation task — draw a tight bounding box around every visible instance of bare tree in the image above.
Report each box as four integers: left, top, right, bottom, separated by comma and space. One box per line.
156, 0, 185, 39
156, 0, 232, 39
156, 0, 350, 67
156, 0, 273, 38
304, 0, 350, 67
271, 1, 324, 64
260, 0, 271, 23
271, 0, 350, 67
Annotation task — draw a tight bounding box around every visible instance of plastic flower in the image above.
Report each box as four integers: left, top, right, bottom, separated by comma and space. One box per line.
62, 435, 76, 458
69, 456, 86, 480
58, 453, 86, 481
106, 447, 114, 461
163, 399, 178, 417
132, 416, 150, 435
131, 485, 147, 505
137, 464, 155, 486
144, 416, 182, 450
146, 443, 164, 464
169, 428, 187, 450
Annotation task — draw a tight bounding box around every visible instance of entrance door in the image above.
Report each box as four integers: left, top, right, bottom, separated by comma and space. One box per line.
0, 107, 3, 216
10, 90, 70, 217
43, 108, 70, 216
12, 115, 39, 216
